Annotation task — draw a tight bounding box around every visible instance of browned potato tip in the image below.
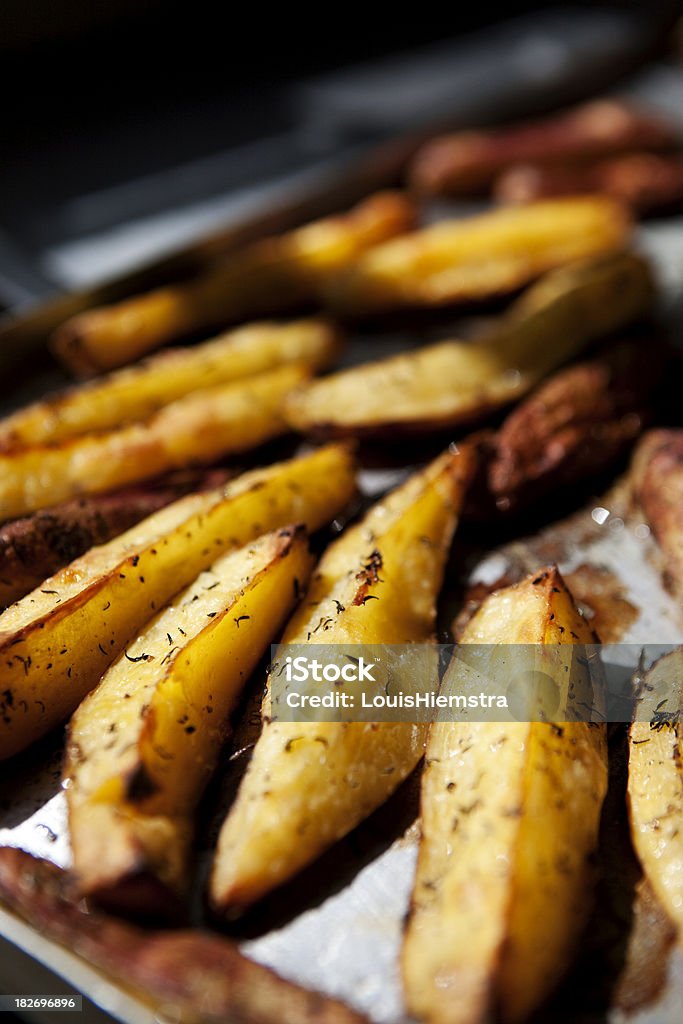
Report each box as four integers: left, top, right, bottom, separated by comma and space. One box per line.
630, 429, 683, 606
410, 99, 677, 196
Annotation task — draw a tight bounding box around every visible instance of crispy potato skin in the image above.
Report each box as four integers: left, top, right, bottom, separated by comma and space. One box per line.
0, 469, 231, 609
495, 153, 683, 217
287, 254, 654, 439
66, 526, 313, 912
0, 319, 341, 448
326, 198, 633, 317
0, 363, 308, 521
0, 847, 367, 1024
210, 446, 476, 916
628, 650, 683, 941
51, 192, 415, 376
630, 430, 683, 605
402, 567, 607, 1024
0, 445, 356, 761
486, 339, 661, 513
410, 100, 676, 196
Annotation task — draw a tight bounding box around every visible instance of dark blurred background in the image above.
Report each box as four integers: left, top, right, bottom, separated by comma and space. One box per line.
0, 1, 680, 309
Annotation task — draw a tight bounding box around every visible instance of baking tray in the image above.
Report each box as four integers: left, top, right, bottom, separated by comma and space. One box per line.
1, 77, 683, 1024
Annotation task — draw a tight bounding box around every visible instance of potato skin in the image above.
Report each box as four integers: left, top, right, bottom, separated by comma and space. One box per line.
630, 429, 683, 606
402, 567, 607, 1024
0, 469, 231, 608
51, 192, 414, 375
410, 100, 676, 196
0, 847, 367, 1024
0, 445, 355, 761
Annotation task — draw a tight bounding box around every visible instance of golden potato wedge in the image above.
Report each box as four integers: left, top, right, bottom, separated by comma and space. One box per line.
287, 253, 654, 438
66, 525, 313, 912
628, 648, 683, 943
630, 430, 683, 607
403, 566, 607, 1024
51, 192, 414, 375
0, 849, 367, 1024
0, 319, 340, 449
0, 469, 231, 609
0, 444, 355, 761
0, 363, 308, 521
326, 197, 631, 315
209, 445, 475, 916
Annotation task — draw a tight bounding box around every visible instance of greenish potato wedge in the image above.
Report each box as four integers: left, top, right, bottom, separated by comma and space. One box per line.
0, 444, 355, 761
326, 197, 631, 315
0, 363, 308, 521
287, 253, 654, 439
209, 445, 476, 916
0, 319, 341, 449
66, 525, 313, 913
51, 192, 415, 376
402, 566, 607, 1024
628, 648, 683, 943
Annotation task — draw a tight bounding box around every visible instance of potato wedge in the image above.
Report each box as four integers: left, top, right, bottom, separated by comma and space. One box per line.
630, 430, 683, 606
0, 444, 355, 761
209, 445, 475, 916
0, 469, 231, 609
0, 363, 308, 521
288, 253, 654, 439
0, 848, 367, 1024
1, 319, 340, 449
402, 566, 607, 1024
628, 649, 683, 943
326, 197, 631, 316
409, 99, 676, 197
66, 525, 312, 912
51, 192, 414, 375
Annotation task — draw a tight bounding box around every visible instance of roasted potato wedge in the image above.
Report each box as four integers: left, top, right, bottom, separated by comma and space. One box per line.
403, 566, 607, 1024
0, 363, 308, 521
630, 430, 683, 606
628, 648, 683, 943
495, 153, 683, 217
410, 99, 676, 196
325, 198, 632, 316
210, 446, 475, 916
0, 444, 355, 760
0, 469, 231, 609
0, 848, 367, 1024
288, 253, 654, 439
66, 525, 313, 912
0, 319, 340, 448
485, 338, 661, 513
51, 192, 414, 375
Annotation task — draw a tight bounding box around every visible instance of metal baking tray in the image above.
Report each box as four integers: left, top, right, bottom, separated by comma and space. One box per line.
1, 71, 683, 1024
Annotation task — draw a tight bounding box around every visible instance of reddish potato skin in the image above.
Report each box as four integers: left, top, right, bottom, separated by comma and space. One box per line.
411, 100, 677, 196
630, 430, 683, 606
0, 469, 231, 608
0, 847, 366, 1024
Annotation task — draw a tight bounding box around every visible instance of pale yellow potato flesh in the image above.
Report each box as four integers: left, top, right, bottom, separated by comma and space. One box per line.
287, 253, 654, 438
326, 196, 631, 314
0, 444, 355, 760
628, 649, 683, 942
51, 192, 415, 375
66, 525, 313, 909
402, 567, 607, 1024
209, 446, 476, 915
0, 363, 308, 520
0, 319, 340, 448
